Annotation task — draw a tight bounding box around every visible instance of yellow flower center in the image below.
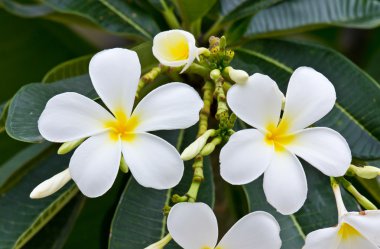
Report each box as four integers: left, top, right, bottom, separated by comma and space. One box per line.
162, 35, 189, 61
264, 119, 295, 152
338, 223, 361, 240
104, 110, 139, 142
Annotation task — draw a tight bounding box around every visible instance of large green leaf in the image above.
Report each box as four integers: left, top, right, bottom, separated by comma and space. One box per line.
63, 174, 128, 249
109, 127, 215, 249
6, 75, 95, 143
43, 0, 160, 39
24, 195, 85, 249
220, 0, 282, 22
244, 165, 358, 249
0, 0, 53, 17
42, 41, 156, 84
0, 145, 78, 249
0, 142, 51, 192
173, 0, 217, 23
245, 0, 380, 38
232, 39, 380, 159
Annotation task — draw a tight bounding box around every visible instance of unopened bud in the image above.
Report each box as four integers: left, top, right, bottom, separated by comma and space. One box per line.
181, 129, 216, 161
120, 156, 129, 173
200, 136, 222, 156
227, 67, 249, 85
350, 165, 380, 179
58, 138, 85, 155
30, 168, 71, 199
210, 69, 221, 81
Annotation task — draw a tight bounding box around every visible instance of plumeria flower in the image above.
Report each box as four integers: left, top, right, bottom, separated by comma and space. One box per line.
220, 67, 351, 214
303, 182, 380, 249
167, 202, 282, 249
153, 30, 200, 73
37, 48, 203, 197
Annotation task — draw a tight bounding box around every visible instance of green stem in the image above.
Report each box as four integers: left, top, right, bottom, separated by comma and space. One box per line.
198, 81, 214, 137
186, 63, 211, 79
160, 0, 181, 29
212, 74, 229, 124
336, 177, 378, 210
136, 67, 162, 98
187, 156, 204, 202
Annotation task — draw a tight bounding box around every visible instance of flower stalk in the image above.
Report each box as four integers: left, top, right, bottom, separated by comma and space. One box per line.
136, 66, 162, 98
144, 233, 172, 249
335, 177, 377, 210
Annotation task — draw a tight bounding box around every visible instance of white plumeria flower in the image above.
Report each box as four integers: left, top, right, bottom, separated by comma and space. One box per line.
38, 48, 203, 197
220, 67, 352, 215
153, 30, 198, 73
303, 184, 380, 249
167, 202, 282, 249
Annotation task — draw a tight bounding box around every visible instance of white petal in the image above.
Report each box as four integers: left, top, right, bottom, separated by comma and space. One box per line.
38, 92, 114, 143
132, 83, 203, 132
167, 202, 218, 249
217, 211, 281, 249
69, 133, 121, 198
303, 227, 340, 249
227, 73, 283, 131
344, 211, 380, 246
89, 48, 141, 116
338, 235, 378, 249
220, 129, 273, 185
286, 127, 351, 177
122, 133, 183, 189
263, 149, 308, 215
152, 30, 197, 72
282, 67, 336, 132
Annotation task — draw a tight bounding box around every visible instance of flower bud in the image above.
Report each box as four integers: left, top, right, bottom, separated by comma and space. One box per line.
58, 138, 85, 155
350, 165, 380, 179
181, 129, 216, 161
210, 69, 221, 81
152, 30, 197, 73
227, 66, 249, 85
30, 168, 71, 199
200, 136, 222, 156
120, 156, 129, 173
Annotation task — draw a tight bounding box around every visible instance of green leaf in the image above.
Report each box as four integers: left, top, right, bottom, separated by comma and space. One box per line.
42, 41, 156, 84
0, 0, 53, 17
63, 174, 127, 249
243, 166, 358, 248
42, 55, 92, 83
109, 127, 215, 249
0, 145, 78, 249
233, 39, 380, 159
0, 142, 51, 192
0, 100, 9, 133
173, 0, 217, 23
245, 0, 380, 37
221, 0, 283, 22
24, 195, 85, 249
6, 75, 95, 143
43, 0, 160, 39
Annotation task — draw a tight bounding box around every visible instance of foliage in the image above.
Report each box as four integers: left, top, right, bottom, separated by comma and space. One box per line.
1, 0, 380, 248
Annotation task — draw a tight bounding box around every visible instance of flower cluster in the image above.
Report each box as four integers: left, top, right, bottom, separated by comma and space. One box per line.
29, 30, 379, 249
